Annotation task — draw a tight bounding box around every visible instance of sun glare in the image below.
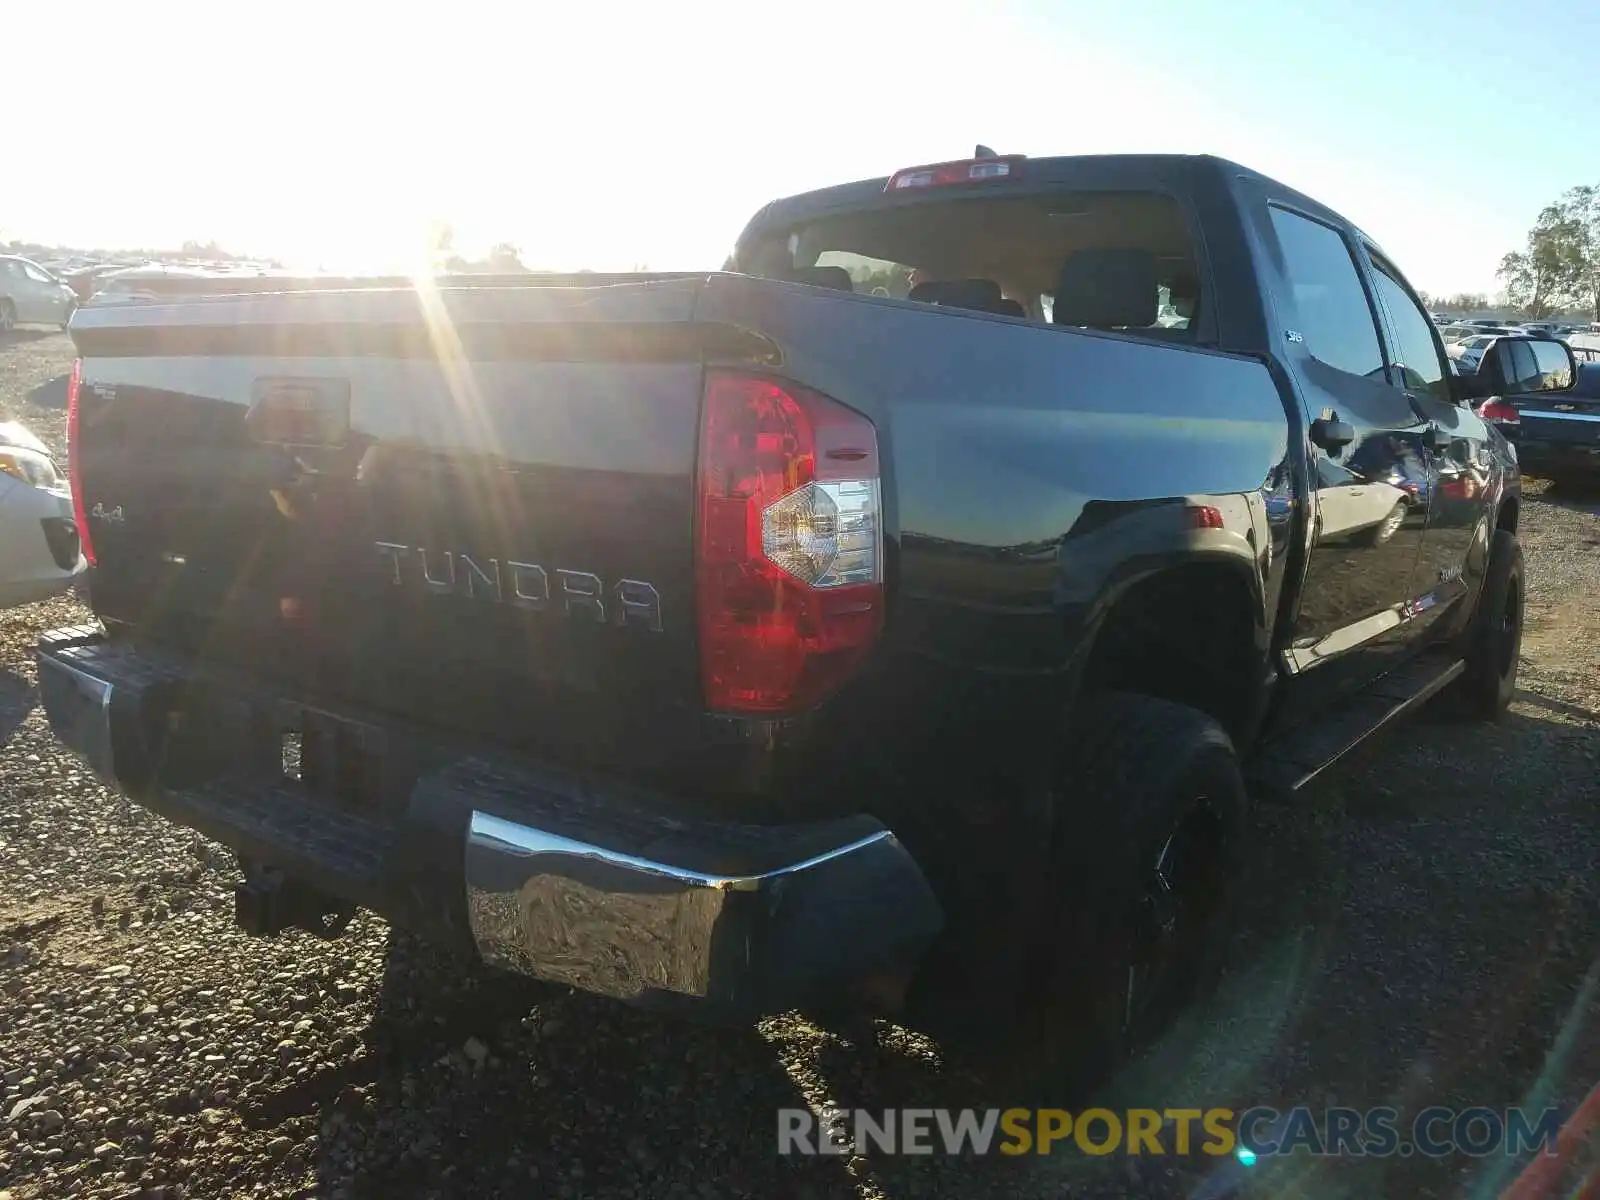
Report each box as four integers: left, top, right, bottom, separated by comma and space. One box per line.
7, 0, 1578, 294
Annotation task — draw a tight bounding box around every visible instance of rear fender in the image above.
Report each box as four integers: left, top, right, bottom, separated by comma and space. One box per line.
1071, 531, 1274, 742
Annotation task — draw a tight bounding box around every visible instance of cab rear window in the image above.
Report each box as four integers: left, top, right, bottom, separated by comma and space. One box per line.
742, 189, 1204, 340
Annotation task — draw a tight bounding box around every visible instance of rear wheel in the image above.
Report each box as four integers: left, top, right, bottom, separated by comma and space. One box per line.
1452, 528, 1523, 720
60, 302, 77, 330
941, 694, 1248, 1101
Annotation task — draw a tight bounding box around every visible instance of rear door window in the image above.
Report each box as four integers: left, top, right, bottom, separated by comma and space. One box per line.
1267, 207, 1386, 381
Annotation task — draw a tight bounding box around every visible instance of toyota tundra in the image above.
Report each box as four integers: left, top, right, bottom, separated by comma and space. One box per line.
35, 151, 1577, 1085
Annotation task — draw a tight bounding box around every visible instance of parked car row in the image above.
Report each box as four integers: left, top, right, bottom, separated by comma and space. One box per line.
1446, 333, 1505, 373
1435, 315, 1594, 342
1432, 316, 1600, 383
2, 253, 286, 327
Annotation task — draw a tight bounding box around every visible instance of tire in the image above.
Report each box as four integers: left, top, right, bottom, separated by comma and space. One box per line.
60, 302, 77, 331
935, 693, 1249, 1102
1452, 528, 1523, 720
1357, 501, 1407, 547
0, 299, 15, 334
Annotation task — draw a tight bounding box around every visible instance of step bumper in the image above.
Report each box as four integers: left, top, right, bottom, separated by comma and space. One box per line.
34, 627, 943, 1019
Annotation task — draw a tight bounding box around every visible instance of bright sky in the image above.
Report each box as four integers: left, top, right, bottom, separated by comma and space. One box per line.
9, 0, 1596, 295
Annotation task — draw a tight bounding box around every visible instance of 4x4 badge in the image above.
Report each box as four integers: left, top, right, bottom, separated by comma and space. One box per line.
90, 502, 125, 524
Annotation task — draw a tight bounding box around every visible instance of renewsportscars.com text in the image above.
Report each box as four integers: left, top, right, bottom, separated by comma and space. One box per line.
778, 1106, 1565, 1159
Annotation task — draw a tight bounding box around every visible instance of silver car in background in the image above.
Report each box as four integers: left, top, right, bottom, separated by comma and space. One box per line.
0, 256, 79, 331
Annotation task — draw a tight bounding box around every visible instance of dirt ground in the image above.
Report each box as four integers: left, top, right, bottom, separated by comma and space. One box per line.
1, 331, 1597, 1199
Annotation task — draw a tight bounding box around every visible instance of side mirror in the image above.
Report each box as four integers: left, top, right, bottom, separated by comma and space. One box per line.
1310, 415, 1354, 453
1473, 335, 1577, 399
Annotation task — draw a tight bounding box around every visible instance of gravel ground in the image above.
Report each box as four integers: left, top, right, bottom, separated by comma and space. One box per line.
2, 331, 1597, 1199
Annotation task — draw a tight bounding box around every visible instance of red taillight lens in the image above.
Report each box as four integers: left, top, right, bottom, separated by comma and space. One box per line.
695, 373, 884, 714
66, 358, 96, 566
885, 156, 1025, 192
1479, 399, 1519, 424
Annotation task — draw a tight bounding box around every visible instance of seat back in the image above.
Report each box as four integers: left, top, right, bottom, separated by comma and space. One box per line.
787, 265, 855, 291
908, 278, 1015, 315
1051, 249, 1159, 329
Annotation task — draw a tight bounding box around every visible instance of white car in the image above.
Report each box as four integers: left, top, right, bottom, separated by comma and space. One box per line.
1447, 334, 1500, 373
1314, 458, 1412, 544
0, 256, 79, 331
0, 422, 87, 608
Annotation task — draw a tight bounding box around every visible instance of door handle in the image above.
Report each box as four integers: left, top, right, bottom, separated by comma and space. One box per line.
1402, 392, 1451, 452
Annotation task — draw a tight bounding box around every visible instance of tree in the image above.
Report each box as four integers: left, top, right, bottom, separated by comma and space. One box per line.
1497, 250, 1549, 317
180, 239, 239, 262
486, 242, 527, 272
1498, 184, 1600, 320
1555, 185, 1600, 320
1497, 202, 1585, 319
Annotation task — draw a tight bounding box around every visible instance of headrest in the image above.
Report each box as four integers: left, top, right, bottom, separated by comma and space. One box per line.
788, 265, 854, 292
1052, 249, 1158, 328
908, 278, 1005, 312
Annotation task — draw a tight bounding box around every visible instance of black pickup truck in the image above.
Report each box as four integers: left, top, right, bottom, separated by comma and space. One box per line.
37, 152, 1581, 1080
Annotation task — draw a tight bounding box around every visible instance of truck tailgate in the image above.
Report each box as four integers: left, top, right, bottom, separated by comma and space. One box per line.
70, 280, 749, 767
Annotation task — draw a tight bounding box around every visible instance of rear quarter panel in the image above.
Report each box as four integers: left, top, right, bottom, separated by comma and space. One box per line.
694, 275, 1298, 944
696, 275, 1297, 681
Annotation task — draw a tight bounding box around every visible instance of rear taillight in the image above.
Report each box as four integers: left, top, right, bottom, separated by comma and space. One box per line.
885, 155, 1024, 193
66, 358, 96, 566
1479, 399, 1519, 424
696, 373, 884, 714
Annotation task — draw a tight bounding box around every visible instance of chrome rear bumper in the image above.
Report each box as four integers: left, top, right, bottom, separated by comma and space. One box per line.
465, 814, 936, 1009
36, 627, 943, 1018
